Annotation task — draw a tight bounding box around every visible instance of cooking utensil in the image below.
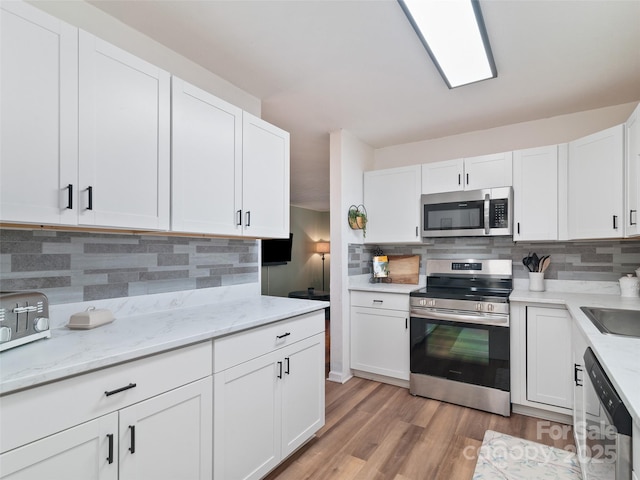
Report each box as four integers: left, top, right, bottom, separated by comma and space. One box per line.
522, 255, 533, 272
539, 256, 551, 273
531, 253, 540, 273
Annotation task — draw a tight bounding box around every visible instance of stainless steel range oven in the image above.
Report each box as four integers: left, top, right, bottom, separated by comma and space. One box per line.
409, 259, 513, 416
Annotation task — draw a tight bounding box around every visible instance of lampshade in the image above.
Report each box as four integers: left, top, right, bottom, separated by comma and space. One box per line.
315, 242, 330, 254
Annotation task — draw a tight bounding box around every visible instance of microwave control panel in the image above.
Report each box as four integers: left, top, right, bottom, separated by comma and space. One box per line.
489, 199, 509, 228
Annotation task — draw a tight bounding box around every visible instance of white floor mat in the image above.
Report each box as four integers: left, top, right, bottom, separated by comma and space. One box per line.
472, 430, 582, 480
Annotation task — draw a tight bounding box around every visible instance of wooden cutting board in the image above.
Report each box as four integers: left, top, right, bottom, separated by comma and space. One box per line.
387, 255, 420, 284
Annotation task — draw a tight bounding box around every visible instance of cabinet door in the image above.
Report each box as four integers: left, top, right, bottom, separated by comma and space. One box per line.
464, 152, 513, 190
171, 77, 242, 235
422, 159, 464, 194
78, 31, 170, 230
568, 125, 624, 239
0, 413, 117, 480
242, 112, 290, 238
626, 104, 640, 237
364, 165, 422, 244
513, 146, 558, 241
118, 377, 212, 480
214, 352, 281, 480
281, 334, 325, 458
526, 307, 572, 409
350, 306, 410, 380
0, 2, 78, 225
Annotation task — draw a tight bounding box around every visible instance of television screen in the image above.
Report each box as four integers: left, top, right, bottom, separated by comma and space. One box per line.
261, 233, 293, 266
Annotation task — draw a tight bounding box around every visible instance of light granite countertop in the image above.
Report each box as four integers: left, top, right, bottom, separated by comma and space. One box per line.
0, 287, 328, 396
511, 288, 640, 425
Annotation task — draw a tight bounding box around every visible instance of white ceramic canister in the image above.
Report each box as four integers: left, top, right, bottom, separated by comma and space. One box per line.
619, 274, 640, 297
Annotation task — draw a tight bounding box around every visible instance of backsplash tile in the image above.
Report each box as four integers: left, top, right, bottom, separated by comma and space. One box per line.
349, 237, 640, 282
0, 229, 259, 304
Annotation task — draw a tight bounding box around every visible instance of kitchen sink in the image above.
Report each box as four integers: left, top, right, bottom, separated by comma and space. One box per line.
580, 307, 640, 338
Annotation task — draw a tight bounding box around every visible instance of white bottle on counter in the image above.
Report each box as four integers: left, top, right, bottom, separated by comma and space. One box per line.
619, 274, 640, 297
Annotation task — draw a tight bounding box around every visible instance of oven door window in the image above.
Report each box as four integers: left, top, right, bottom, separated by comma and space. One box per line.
423, 200, 484, 231
410, 317, 509, 391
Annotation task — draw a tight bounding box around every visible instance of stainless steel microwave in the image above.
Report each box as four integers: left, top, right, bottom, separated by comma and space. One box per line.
421, 187, 513, 238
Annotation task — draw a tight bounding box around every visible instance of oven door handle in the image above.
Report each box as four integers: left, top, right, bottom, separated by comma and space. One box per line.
484, 193, 491, 235
411, 309, 509, 327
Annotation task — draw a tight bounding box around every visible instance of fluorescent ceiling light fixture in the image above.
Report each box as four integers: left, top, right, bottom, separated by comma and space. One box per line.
398, 0, 497, 88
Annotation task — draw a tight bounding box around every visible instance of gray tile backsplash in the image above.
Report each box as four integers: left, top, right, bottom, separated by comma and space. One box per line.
0, 229, 259, 305
349, 237, 640, 282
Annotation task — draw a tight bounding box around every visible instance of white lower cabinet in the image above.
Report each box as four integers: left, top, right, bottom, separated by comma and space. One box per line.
350, 291, 410, 384
213, 312, 325, 480
526, 306, 573, 410
0, 413, 118, 480
0, 342, 213, 480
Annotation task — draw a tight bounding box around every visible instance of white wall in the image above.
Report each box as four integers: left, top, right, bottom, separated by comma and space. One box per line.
28, 0, 260, 115
329, 129, 374, 383
261, 206, 330, 297
374, 102, 638, 168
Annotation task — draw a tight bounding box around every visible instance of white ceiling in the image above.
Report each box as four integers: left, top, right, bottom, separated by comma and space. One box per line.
89, 0, 640, 212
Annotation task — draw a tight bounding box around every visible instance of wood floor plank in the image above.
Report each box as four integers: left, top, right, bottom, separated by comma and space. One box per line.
265, 378, 576, 480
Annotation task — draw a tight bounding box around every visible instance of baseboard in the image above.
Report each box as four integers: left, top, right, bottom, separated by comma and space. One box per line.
512, 403, 573, 424
327, 370, 353, 384
352, 370, 410, 389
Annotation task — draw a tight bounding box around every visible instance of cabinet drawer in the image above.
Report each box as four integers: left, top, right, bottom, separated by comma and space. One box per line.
213, 311, 324, 373
0, 341, 212, 454
350, 291, 409, 311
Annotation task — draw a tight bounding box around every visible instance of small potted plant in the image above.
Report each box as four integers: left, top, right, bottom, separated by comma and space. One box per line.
348, 205, 367, 238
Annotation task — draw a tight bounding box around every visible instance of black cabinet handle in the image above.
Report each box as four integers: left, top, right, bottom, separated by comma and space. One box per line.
277, 361, 283, 379
613, 215, 618, 230
236, 210, 242, 226
458, 174, 461, 185
66, 184, 73, 210
245, 210, 251, 227
107, 433, 114, 464
129, 425, 135, 454
105, 382, 137, 397
466, 173, 469, 185
405, 318, 408, 329
631, 210, 637, 226
284, 357, 290, 375
276, 332, 291, 340
87, 186, 93, 210
574, 363, 583, 387
517, 222, 520, 235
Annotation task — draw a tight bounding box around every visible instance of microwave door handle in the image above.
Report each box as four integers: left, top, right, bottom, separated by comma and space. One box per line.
484, 193, 490, 234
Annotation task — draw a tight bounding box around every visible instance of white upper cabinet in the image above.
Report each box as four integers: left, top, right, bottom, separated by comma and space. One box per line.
171, 77, 242, 235
421, 159, 464, 193
568, 125, 624, 239
242, 112, 290, 239
364, 165, 422, 244
0, 2, 78, 226
464, 152, 513, 190
513, 145, 559, 241
422, 152, 512, 194
78, 31, 170, 230
625, 103, 640, 237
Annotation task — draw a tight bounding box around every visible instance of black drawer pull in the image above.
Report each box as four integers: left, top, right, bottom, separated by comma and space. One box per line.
105, 382, 137, 397
631, 210, 637, 226
276, 332, 291, 340
285, 357, 290, 375
129, 425, 135, 454
87, 186, 93, 210
236, 209, 242, 226
107, 433, 114, 464
277, 361, 283, 379
66, 184, 73, 210
245, 210, 251, 227
574, 363, 583, 387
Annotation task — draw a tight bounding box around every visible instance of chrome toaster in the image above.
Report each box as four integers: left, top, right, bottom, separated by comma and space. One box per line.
0, 292, 51, 352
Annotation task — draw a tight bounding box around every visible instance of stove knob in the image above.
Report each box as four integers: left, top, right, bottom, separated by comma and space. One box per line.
419, 299, 426, 306
33, 317, 49, 332
476, 303, 483, 311
487, 304, 494, 312
429, 299, 436, 307
0, 326, 11, 343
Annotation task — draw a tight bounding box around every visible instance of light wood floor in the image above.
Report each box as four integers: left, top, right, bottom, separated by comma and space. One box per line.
265, 377, 576, 480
